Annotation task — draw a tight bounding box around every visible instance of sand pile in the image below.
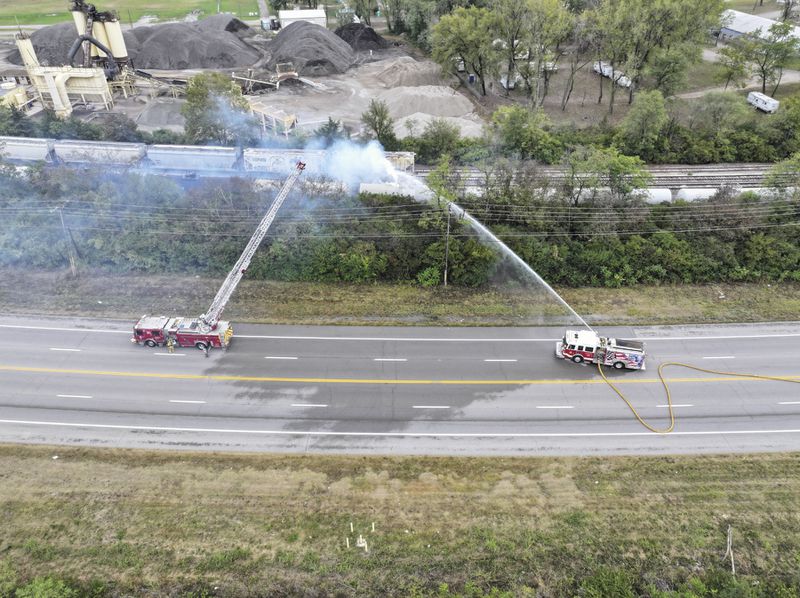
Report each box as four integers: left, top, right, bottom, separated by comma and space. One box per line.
375, 56, 443, 87
334, 23, 389, 51
8, 15, 261, 69
378, 85, 474, 119
267, 21, 355, 76
394, 113, 485, 139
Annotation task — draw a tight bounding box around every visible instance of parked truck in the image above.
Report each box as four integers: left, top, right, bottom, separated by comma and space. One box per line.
556, 329, 646, 370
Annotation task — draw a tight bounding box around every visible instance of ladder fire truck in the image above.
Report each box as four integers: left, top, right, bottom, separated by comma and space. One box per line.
132, 161, 306, 351
556, 329, 646, 370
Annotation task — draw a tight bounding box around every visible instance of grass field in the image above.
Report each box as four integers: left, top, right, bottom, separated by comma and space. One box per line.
1, 445, 799, 595
1, 268, 799, 327
0, 0, 260, 26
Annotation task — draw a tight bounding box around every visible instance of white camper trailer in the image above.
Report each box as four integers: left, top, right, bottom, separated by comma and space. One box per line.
747, 91, 779, 113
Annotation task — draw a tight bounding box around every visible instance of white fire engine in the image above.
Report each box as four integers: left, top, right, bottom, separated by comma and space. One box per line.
556, 330, 646, 370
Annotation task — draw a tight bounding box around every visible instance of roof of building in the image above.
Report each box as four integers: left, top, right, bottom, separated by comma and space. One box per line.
278, 9, 327, 20
722, 9, 800, 40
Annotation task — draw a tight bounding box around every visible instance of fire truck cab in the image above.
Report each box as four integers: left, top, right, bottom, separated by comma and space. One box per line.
132, 316, 232, 350
556, 329, 646, 371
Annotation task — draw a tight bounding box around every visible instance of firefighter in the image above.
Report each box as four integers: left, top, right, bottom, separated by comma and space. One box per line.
166, 337, 175, 353
203, 344, 209, 358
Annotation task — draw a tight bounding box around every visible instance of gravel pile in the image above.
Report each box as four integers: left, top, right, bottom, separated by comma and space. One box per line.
8, 15, 261, 70
378, 85, 474, 119
375, 56, 443, 88
267, 21, 355, 76
334, 23, 388, 51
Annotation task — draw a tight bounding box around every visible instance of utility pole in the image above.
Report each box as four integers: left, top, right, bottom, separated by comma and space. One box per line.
443, 203, 451, 287
56, 206, 77, 277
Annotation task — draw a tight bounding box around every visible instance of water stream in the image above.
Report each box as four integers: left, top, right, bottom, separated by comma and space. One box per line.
391, 170, 593, 331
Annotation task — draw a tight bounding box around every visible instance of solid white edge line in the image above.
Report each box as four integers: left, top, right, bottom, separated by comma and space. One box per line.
778, 401, 800, 405
4, 324, 800, 342
169, 400, 206, 404
374, 358, 407, 362
49, 348, 81, 352
413, 405, 450, 409
264, 356, 298, 360
56, 394, 92, 399
4, 418, 800, 438
291, 404, 328, 408
536, 406, 574, 409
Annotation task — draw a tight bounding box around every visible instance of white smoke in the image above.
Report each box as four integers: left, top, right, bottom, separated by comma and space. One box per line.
316, 139, 394, 189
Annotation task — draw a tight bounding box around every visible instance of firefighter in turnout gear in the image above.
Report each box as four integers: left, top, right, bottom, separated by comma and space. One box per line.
166, 337, 175, 353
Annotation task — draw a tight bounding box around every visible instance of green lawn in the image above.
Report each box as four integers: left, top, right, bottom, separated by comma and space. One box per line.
0, 0, 260, 26
1, 445, 799, 595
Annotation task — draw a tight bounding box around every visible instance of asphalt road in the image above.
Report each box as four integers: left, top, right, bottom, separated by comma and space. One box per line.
1, 315, 799, 456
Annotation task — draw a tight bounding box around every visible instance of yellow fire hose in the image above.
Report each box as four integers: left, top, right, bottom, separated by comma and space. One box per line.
597, 360, 800, 434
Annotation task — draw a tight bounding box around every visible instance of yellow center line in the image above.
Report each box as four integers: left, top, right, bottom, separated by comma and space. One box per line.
2, 365, 799, 386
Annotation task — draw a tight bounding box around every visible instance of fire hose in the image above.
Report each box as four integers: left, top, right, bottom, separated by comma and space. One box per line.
597, 361, 800, 434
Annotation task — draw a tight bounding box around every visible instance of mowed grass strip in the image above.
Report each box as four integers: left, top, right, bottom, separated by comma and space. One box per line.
0, 0, 259, 26
0, 445, 799, 595
1, 268, 799, 326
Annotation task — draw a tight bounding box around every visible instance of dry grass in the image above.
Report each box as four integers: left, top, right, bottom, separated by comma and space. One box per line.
1, 445, 799, 595
1, 268, 798, 327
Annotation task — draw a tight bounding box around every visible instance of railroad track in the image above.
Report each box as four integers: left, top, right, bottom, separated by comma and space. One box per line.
414, 163, 791, 189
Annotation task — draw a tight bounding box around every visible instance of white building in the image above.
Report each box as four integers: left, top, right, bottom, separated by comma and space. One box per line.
720, 9, 800, 41
277, 9, 327, 29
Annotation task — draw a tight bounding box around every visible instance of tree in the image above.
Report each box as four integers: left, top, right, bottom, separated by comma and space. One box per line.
741, 22, 800, 94
614, 90, 668, 161
353, 0, 377, 26
560, 12, 597, 111
490, 106, 563, 163
779, 0, 798, 21
490, 0, 533, 97
382, 0, 406, 34
314, 117, 348, 147
766, 151, 800, 196
522, 0, 574, 105
361, 99, 398, 149
560, 146, 651, 206
182, 72, 256, 146
715, 45, 750, 90
416, 118, 462, 164
431, 6, 498, 96
647, 43, 699, 98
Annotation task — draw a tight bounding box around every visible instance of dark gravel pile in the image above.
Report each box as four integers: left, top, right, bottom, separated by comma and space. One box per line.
267, 21, 355, 76
334, 23, 389, 51
8, 15, 261, 70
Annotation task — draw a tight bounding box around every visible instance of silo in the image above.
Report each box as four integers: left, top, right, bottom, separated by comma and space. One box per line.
90, 21, 111, 58
103, 19, 129, 63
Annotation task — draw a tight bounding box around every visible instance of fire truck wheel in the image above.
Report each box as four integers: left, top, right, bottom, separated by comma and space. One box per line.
195, 342, 208, 351
145, 339, 157, 347
613, 361, 625, 370
571, 355, 583, 364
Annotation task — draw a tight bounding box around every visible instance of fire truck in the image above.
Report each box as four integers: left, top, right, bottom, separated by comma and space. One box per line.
132, 162, 306, 351
556, 329, 646, 370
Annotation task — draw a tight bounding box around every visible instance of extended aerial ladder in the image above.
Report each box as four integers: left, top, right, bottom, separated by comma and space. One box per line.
199, 161, 306, 330
132, 161, 305, 350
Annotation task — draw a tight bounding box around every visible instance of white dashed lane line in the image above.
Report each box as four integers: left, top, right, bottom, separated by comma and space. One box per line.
169, 400, 206, 404
57, 394, 92, 399
49, 348, 81, 352
291, 403, 328, 408
265, 356, 298, 360
154, 353, 185, 356
413, 405, 450, 409
779, 401, 800, 405
536, 406, 574, 409
702, 356, 736, 360
374, 358, 407, 362
658, 404, 693, 408
484, 359, 518, 363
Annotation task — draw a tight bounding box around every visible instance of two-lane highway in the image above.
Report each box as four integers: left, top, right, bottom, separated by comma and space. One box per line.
1, 316, 799, 455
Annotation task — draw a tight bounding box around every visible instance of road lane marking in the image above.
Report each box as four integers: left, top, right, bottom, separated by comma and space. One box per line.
658, 404, 693, 408
4, 323, 800, 342
1, 365, 798, 386
536, 405, 574, 409
169, 400, 206, 404
413, 405, 450, 409
484, 359, 518, 362
702, 356, 736, 360
779, 401, 800, 405
5, 418, 800, 438
154, 353, 185, 357
265, 356, 298, 360
56, 394, 92, 399
374, 358, 407, 362
49, 348, 81, 352
291, 403, 328, 408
